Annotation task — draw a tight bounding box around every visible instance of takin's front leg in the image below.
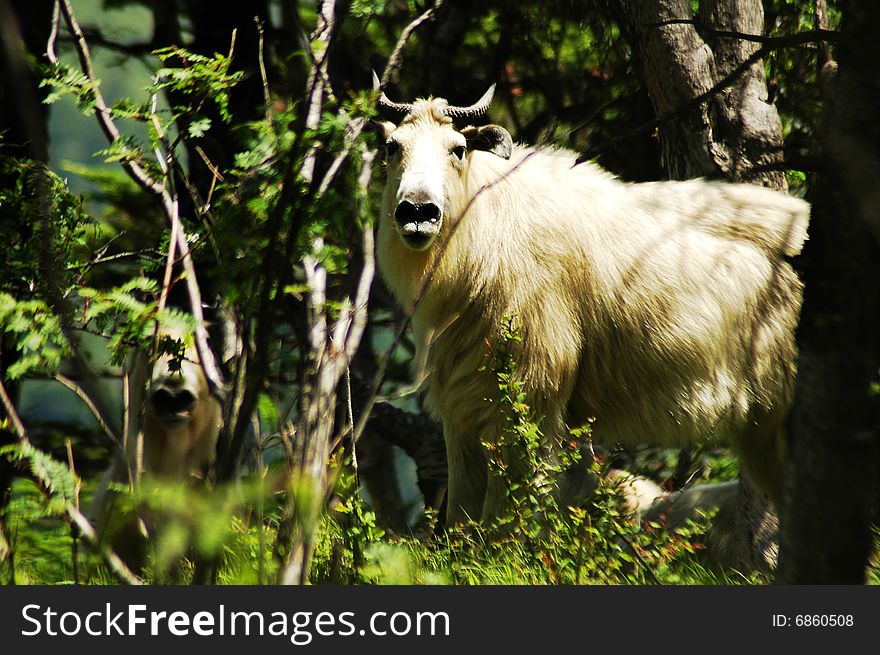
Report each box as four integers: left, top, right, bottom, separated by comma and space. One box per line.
444, 409, 569, 525
440, 401, 530, 525
481, 407, 567, 524
443, 421, 489, 526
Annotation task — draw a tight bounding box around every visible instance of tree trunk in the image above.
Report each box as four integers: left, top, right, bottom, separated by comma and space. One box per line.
618, 0, 785, 188
0, 0, 53, 575
0, 0, 52, 162
778, 2, 880, 584
616, 0, 786, 570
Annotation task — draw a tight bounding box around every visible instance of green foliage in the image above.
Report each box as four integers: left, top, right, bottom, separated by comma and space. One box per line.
77, 278, 164, 364
0, 295, 70, 379
0, 157, 94, 296
95, 135, 144, 166
350, 0, 388, 19
0, 479, 82, 584
152, 46, 244, 124
319, 463, 386, 583
305, 317, 734, 587
482, 316, 573, 543
0, 443, 86, 585
40, 62, 98, 113
0, 442, 79, 515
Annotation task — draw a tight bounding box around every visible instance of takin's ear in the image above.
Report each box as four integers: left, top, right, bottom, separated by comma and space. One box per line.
460, 124, 513, 160
370, 119, 398, 142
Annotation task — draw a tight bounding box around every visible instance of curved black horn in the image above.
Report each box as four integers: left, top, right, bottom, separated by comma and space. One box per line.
443, 84, 497, 118
373, 70, 414, 116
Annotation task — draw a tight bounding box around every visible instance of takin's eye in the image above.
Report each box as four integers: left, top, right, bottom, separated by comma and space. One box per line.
385, 140, 400, 159
451, 145, 466, 161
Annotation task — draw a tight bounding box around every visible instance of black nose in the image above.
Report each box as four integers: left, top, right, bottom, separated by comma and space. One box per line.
395, 201, 441, 224
151, 386, 198, 414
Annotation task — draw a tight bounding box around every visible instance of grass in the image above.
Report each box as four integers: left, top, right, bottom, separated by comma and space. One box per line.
0, 445, 872, 586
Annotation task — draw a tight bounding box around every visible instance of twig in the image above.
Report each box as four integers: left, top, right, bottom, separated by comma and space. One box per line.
650, 20, 839, 46
611, 525, 663, 585
379, 0, 446, 87
68, 250, 149, 270
300, 0, 336, 184
54, 373, 119, 445
154, 89, 179, 314
194, 145, 224, 202
256, 17, 272, 126
65, 439, 80, 585
54, 1, 160, 194
345, 366, 357, 483
58, 29, 154, 60
47, 0, 60, 64
0, 378, 28, 440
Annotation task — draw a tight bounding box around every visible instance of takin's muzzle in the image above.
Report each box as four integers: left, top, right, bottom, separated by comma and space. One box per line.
394, 198, 442, 249
394, 191, 443, 250
149, 375, 199, 426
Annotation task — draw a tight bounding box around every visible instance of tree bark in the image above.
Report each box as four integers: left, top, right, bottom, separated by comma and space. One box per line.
351, 377, 447, 524
618, 0, 785, 188
778, 2, 880, 584
0, 0, 53, 573
0, 0, 52, 162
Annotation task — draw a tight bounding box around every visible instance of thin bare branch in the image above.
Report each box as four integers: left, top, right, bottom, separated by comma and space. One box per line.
342, 151, 376, 362
64, 439, 81, 584
256, 17, 272, 126
47, 0, 60, 63
300, 0, 336, 184
56, 1, 161, 195
379, 0, 446, 88
303, 246, 329, 350
0, 378, 28, 441
54, 373, 120, 445
157, 183, 179, 313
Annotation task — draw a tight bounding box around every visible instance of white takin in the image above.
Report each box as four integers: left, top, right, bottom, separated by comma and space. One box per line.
375, 81, 809, 526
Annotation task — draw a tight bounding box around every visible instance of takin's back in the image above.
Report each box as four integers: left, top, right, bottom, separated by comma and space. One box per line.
436, 145, 808, 483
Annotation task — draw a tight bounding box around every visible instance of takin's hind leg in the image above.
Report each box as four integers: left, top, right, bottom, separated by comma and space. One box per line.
730, 474, 779, 571
730, 421, 787, 571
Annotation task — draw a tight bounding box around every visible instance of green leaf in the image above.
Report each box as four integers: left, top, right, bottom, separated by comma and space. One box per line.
187, 117, 212, 138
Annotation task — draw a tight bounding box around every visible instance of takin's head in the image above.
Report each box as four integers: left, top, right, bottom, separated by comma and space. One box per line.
375, 73, 513, 251
146, 328, 215, 430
